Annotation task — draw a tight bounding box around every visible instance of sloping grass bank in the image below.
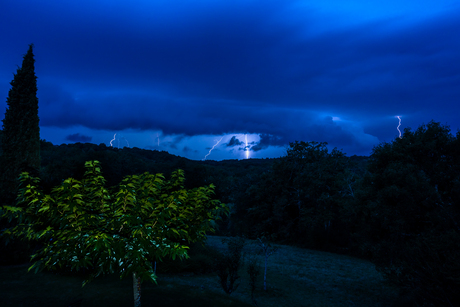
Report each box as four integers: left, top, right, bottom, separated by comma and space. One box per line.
171, 236, 398, 307
0, 236, 397, 306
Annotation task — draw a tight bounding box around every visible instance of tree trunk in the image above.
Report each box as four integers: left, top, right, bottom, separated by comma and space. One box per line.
133, 272, 141, 307
264, 252, 267, 291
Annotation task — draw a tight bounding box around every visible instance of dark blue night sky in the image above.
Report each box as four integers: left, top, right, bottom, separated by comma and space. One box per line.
1, 0, 459, 160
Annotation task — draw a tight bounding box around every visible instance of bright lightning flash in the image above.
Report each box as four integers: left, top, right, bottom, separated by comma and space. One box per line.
396, 116, 402, 139
110, 133, 116, 147
203, 137, 224, 161
245, 134, 249, 159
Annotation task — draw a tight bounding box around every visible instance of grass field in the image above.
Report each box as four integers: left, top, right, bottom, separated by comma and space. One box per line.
0, 236, 398, 306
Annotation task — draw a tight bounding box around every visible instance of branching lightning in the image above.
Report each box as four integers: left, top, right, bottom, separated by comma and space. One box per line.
203, 137, 223, 161
396, 116, 402, 138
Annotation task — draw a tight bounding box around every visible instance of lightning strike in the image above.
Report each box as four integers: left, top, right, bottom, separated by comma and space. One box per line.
203, 137, 224, 161
109, 133, 129, 148
110, 133, 116, 147
245, 134, 249, 159
396, 116, 402, 138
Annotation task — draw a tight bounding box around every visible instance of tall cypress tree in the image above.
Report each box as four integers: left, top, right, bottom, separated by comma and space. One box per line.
1, 44, 40, 205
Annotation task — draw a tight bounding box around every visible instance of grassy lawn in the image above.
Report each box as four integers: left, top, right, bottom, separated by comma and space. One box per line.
0, 236, 397, 306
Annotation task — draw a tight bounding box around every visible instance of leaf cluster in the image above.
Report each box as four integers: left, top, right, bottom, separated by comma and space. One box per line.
1, 161, 228, 286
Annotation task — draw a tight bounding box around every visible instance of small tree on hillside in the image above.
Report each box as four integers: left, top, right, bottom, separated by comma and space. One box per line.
247, 255, 260, 305
1, 161, 228, 307
1, 44, 40, 205
257, 234, 278, 291
216, 236, 246, 295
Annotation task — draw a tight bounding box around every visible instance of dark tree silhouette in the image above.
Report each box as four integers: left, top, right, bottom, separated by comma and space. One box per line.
1, 44, 40, 205
356, 121, 460, 306
233, 141, 354, 250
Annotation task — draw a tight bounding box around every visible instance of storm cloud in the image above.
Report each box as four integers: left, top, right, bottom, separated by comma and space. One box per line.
1, 0, 459, 159
65, 133, 92, 143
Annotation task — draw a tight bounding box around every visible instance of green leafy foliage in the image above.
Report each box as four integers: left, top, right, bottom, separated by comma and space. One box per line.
1, 161, 228, 286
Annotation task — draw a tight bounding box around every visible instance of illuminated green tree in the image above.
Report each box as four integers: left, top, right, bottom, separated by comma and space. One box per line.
1, 44, 40, 205
1, 161, 228, 307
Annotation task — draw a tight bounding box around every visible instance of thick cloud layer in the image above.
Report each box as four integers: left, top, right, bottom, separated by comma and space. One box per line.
1, 1, 459, 158
66, 133, 92, 143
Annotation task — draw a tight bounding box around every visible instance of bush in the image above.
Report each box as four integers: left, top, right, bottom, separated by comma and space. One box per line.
215, 237, 245, 295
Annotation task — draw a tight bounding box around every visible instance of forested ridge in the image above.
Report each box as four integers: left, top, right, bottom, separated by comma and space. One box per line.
1, 121, 460, 306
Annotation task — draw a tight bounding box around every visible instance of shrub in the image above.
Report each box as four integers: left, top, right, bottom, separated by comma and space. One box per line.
215, 237, 245, 295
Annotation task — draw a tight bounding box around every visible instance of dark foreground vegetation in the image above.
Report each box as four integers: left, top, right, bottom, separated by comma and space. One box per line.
0, 236, 397, 307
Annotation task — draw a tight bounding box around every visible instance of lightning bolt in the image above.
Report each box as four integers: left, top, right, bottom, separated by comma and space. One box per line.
396, 116, 402, 139
157, 133, 160, 147
110, 133, 129, 148
203, 137, 223, 161
110, 133, 116, 147
245, 134, 249, 159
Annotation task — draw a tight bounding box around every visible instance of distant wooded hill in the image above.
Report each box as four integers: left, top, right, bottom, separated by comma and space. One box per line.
0, 132, 368, 202
38, 140, 275, 189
